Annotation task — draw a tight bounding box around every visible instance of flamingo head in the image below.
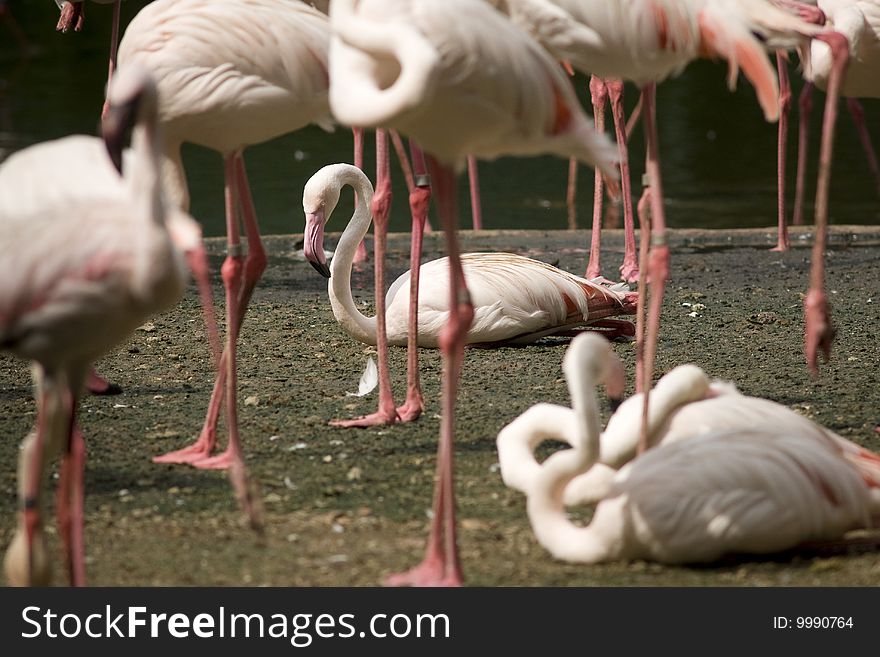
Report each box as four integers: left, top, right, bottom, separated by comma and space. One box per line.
302, 166, 346, 279
102, 65, 158, 174
563, 333, 626, 409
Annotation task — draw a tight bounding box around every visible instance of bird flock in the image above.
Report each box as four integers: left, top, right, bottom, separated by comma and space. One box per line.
0, 0, 878, 586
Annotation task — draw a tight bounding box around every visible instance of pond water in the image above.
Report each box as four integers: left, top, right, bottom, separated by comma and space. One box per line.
1, 1, 878, 237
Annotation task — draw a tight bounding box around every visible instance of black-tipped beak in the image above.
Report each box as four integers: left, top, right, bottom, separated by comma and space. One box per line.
608, 396, 623, 413
303, 210, 331, 279
101, 98, 138, 175
309, 259, 331, 278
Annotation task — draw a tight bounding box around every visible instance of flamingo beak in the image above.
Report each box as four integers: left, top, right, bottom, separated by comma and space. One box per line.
605, 354, 626, 412
304, 209, 331, 278
101, 97, 138, 175
184, 244, 222, 371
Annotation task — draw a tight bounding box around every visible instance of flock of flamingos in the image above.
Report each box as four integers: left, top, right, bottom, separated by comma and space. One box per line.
0, 0, 879, 587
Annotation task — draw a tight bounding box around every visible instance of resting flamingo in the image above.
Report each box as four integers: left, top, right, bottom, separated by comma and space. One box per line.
304, 163, 637, 350
327, 0, 618, 586
0, 67, 216, 586
498, 347, 880, 506
515, 333, 880, 565
116, 0, 332, 525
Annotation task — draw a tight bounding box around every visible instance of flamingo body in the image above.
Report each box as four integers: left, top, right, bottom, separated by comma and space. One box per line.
303, 164, 637, 348
809, 0, 880, 97
329, 0, 617, 173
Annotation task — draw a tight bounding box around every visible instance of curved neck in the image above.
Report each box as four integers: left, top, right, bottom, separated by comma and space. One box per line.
160, 141, 190, 212
527, 364, 609, 563
328, 169, 378, 345
128, 117, 163, 228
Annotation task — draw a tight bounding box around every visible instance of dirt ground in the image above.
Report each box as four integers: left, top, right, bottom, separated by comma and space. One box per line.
1, 226, 879, 587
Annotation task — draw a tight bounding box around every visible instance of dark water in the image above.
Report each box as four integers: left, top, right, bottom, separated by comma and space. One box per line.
1, 1, 878, 237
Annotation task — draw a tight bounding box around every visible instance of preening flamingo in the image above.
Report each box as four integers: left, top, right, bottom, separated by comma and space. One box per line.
0, 67, 216, 586
116, 0, 333, 524
513, 333, 880, 565
328, 0, 618, 586
498, 349, 880, 506
304, 163, 637, 348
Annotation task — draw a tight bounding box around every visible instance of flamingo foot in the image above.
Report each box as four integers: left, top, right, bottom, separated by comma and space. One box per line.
804, 289, 835, 375
191, 448, 238, 470
86, 368, 122, 396
619, 259, 639, 284
588, 319, 636, 340
385, 557, 462, 588
770, 243, 790, 253
330, 409, 399, 428
56, 2, 84, 32
152, 437, 214, 465
396, 397, 424, 423
229, 459, 264, 534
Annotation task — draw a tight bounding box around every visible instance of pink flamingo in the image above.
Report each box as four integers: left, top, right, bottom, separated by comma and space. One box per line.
116, 1, 333, 527
328, 0, 618, 586
0, 67, 216, 586
506, 333, 880, 565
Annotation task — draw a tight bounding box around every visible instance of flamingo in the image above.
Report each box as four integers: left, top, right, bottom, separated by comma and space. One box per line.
514, 333, 880, 565
328, 0, 618, 586
304, 163, 637, 350
0, 66, 216, 586
116, 0, 333, 523
498, 348, 880, 507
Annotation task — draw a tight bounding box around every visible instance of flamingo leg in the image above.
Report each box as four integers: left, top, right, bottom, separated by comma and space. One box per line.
585, 76, 608, 280
566, 157, 578, 230
607, 79, 638, 282
638, 83, 669, 454
395, 140, 430, 423
387, 157, 469, 587
100, 1, 122, 118
56, 397, 86, 588
846, 98, 880, 197
466, 156, 482, 230
332, 130, 399, 427
792, 82, 814, 227
773, 53, 793, 252
805, 33, 849, 375
634, 184, 651, 395
353, 127, 369, 264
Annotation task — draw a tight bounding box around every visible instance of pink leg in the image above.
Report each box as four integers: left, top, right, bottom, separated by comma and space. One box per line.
21, 382, 52, 585
846, 98, 880, 197
387, 158, 469, 587
85, 366, 122, 395
100, 1, 121, 119
792, 82, 814, 226
353, 127, 369, 264
566, 157, 578, 230
56, 420, 86, 587
805, 33, 849, 375
638, 83, 670, 454
466, 156, 483, 230
586, 76, 609, 280
607, 79, 639, 282
395, 141, 430, 423
633, 186, 651, 394
332, 130, 399, 427
773, 53, 792, 252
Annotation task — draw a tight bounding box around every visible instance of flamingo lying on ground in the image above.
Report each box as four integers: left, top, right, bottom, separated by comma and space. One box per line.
498, 345, 880, 506
0, 67, 216, 586
304, 163, 637, 350
117, 0, 333, 526
328, 0, 618, 586
513, 333, 880, 564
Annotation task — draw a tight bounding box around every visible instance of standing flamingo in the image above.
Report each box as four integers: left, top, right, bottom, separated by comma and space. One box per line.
303, 163, 637, 349
0, 67, 216, 586
328, 0, 618, 586
116, 0, 333, 524
514, 333, 880, 565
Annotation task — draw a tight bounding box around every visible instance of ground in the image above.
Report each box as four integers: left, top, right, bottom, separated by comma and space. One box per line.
1, 226, 879, 586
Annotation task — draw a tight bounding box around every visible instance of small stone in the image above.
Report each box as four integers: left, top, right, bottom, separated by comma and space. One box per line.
322, 455, 333, 463
244, 395, 259, 407
346, 466, 362, 481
